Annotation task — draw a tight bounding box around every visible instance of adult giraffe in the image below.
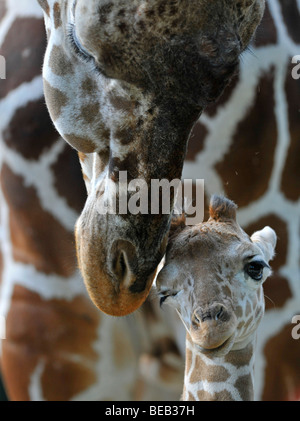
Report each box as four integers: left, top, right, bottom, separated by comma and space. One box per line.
0, 0, 184, 401
38, 0, 265, 316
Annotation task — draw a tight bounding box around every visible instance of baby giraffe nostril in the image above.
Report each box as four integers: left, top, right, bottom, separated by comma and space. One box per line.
191, 303, 236, 351
193, 303, 230, 326
215, 306, 224, 321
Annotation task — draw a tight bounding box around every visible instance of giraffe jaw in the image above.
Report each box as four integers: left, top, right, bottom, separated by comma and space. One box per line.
194, 332, 237, 358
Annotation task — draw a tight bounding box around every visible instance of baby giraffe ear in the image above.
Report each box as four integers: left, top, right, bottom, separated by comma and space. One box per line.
251, 226, 277, 262
37, 0, 50, 14
209, 195, 237, 222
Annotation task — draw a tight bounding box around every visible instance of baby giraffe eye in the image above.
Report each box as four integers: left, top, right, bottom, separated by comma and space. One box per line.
159, 295, 169, 307
244, 261, 269, 281
159, 291, 178, 307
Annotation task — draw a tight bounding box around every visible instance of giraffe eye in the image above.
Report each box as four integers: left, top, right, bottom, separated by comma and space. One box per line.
158, 291, 178, 307
245, 261, 268, 281
68, 23, 94, 63
159, 295, 169, 307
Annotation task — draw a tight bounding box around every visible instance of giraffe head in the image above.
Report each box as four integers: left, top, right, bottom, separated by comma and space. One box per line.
156, 195, 276, 357
38, 0, 265, 315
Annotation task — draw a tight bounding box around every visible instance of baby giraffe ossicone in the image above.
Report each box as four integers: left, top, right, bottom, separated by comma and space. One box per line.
156, 195, 276, 401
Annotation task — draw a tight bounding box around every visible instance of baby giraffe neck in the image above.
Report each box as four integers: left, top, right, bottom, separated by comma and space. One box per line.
182, 334, 255, 401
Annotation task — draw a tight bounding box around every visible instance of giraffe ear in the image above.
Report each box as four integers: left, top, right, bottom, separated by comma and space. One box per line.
208, 195, 237, 222
251, 226, 277, 262
37, 0, 50, 15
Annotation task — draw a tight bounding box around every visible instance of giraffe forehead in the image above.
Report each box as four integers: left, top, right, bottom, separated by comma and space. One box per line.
168, 227, 246, 263
72, 0, 254, 95
75, 0, 205, 39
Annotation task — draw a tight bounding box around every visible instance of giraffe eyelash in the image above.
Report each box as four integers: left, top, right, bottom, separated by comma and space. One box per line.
67, 23, 94, 63
67, 23, 106, 78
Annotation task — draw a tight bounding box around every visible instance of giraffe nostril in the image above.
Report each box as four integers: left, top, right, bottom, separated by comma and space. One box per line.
193, 304, 230, 325
116, 251, 127, 280
110, 240, 138, 287
215, 306, 224, 321
191, 303, 236, 351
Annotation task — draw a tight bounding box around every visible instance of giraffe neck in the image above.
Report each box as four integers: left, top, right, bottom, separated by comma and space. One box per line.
182, 334, 255, 401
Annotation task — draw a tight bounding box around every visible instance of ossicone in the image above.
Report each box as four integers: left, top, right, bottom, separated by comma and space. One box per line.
209, 195, 237, 222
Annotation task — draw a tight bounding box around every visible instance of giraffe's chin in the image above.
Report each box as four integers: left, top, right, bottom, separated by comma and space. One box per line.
80, 267, 157, 317
194, 333, 237, 358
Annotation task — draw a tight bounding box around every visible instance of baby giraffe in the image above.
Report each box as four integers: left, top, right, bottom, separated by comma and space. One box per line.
156, 195, 276, 401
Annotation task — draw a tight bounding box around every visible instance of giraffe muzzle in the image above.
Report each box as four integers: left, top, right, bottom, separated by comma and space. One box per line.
191, 303, 238, 352
111, 239, 138, 289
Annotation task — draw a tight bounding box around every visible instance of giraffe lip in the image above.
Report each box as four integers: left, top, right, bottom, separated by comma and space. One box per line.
195, 334, 236, 357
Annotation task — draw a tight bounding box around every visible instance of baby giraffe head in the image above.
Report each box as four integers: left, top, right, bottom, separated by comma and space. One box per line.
156, 195, 276, 358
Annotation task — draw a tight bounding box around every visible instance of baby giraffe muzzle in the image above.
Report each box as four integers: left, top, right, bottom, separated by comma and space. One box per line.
191, 303, 237, 353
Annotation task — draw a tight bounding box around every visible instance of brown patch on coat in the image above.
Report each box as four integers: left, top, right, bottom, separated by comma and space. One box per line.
53, 2, 62, 29
63, 134, 97, 153
3, 98, 58, 160
115, 127, 134, 146
189, 355, 230, 384
109, 152, 139, 182
185, 121, 208, 161
81, 77, 98, 95
51, 144, 87, 213
1, 285, 100, 401
80, 103, 101, 125
1, 164, 76, 277
262, 321, 300, 401
234, 374, 253, 400
263, 274, 292, 310
204, 73, 240, 118
197, 389, 233, 400
280, 63, 300, 201
49, 45, 74, 76
253, 3, 277, 47
279, 0, 300, 44
224, 343, 254, 368
43, 79, 68, 121
0, 18, 46, 98
108, 93, 135, 113
215, 69, 277, 207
